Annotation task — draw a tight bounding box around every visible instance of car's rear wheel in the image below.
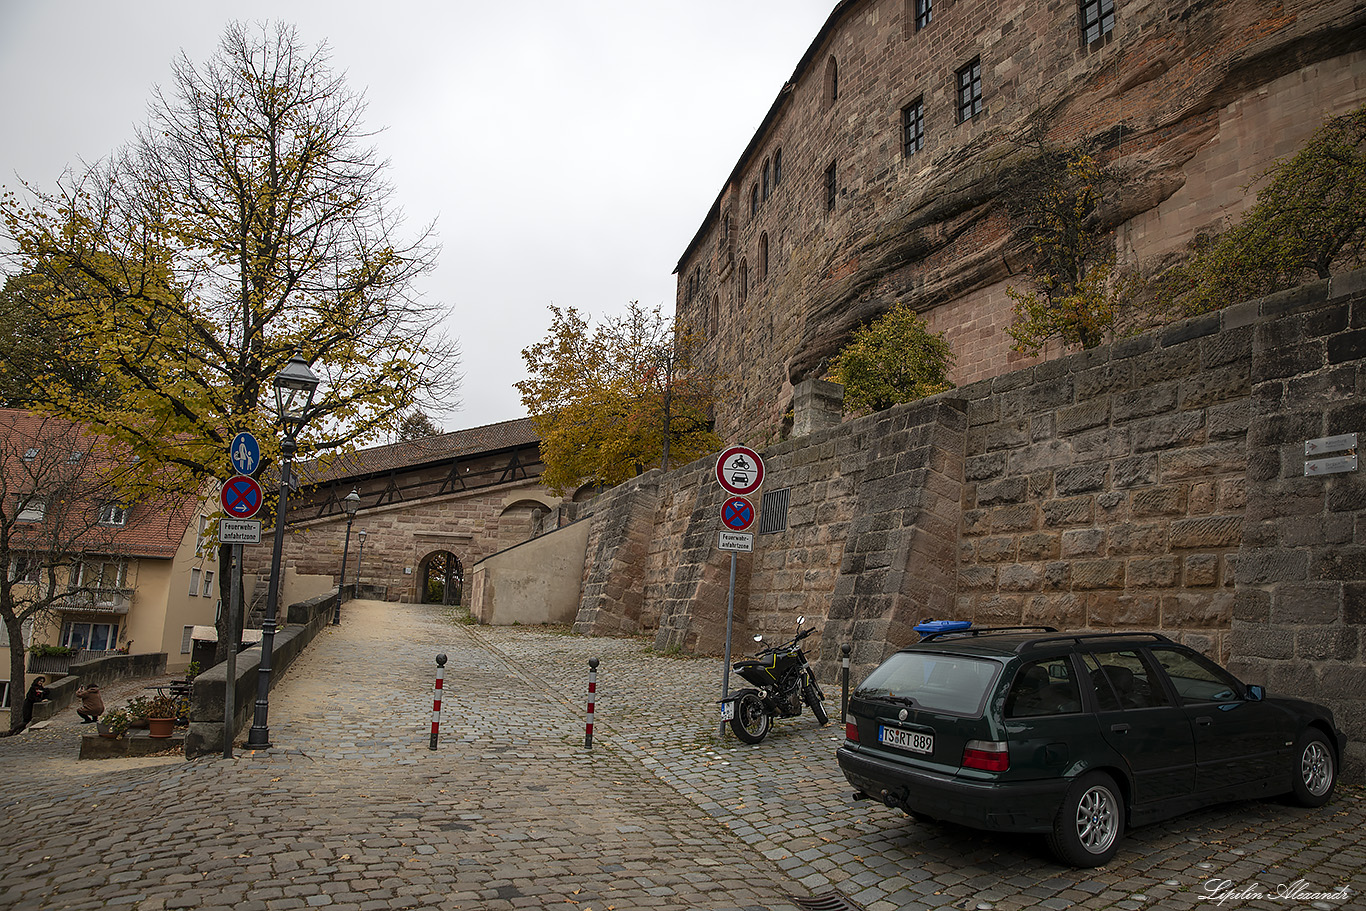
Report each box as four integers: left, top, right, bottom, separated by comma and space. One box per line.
1047, 772, 1123, 867
729, 692, 770, 744
1289, 730, 1337, 807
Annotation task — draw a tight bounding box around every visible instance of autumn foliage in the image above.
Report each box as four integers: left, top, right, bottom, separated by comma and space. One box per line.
518, 303, 721, 495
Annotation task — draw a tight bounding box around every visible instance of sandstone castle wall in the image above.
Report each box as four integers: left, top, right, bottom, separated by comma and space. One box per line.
673, 0, 1366, 445
574, 270, 1366, 780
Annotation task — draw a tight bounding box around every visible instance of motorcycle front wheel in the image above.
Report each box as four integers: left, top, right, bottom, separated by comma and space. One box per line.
804, 682, 829, 726
730, 692, 771, 744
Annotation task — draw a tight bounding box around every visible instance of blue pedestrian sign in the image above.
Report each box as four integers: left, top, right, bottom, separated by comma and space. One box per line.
230, 432, 262, 476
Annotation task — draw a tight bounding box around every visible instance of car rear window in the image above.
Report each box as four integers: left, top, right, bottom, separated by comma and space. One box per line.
856, 652, 1001, 716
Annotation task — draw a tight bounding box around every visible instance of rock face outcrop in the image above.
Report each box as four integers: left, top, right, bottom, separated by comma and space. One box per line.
673, 0, 1366, 444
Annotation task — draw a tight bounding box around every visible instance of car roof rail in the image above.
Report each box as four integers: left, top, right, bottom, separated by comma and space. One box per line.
1019, 631, 1176, 652
919, 625, 1058, 642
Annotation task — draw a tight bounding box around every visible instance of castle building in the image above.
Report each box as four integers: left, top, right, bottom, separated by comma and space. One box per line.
674, 0, 1366, 443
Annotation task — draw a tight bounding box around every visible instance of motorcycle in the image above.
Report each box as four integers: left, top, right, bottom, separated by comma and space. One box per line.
720, 616, 829, 743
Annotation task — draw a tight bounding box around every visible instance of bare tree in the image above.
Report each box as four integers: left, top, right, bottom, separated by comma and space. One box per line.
0, 411, 179, 732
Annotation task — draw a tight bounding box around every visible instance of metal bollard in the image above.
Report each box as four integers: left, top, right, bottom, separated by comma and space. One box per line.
585, 657, 599, 750
430, 653, 447, 751
841, 643, 851, 724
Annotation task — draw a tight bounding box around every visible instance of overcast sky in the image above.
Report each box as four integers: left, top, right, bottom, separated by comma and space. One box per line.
0, 0, 836, 432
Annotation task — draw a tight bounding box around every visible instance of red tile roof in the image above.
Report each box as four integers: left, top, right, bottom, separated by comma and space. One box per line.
297, 417, 540, 485
0, 408, 198, 560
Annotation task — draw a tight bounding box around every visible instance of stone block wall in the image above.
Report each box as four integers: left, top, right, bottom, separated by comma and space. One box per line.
953, 311, 1253, 661
1227, 271, 1366, 780
574, 268, 1366, 780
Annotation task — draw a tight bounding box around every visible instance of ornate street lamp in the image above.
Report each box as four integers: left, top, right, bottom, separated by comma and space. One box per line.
243, 356, 319, 751
355, 528, 367, 598
332, 488, 361, 625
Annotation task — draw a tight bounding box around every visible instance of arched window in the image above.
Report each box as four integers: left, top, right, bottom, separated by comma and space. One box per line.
750, 183, 759, 218
739, 258, 749, 304
711, 294, 720, 333
825, 56, 839, 107
773, 148, 783, 187
758, 233, 769, 282
762, 159, 771, 201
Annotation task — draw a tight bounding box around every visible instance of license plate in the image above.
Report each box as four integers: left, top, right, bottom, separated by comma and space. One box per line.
880, 726, 933, 755
719, 702, 735, 721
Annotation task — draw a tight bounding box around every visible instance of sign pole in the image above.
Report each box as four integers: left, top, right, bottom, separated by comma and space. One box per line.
223, 542, 241, 759
718, 550, 738, 736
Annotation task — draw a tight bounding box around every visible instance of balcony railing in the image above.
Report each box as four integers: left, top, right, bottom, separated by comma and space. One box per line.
53, 588, 133, 614
26, 648, 122, 675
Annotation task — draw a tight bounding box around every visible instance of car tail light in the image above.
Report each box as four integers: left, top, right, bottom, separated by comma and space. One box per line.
845, 721, 860, 743
962, 739, 1008, 771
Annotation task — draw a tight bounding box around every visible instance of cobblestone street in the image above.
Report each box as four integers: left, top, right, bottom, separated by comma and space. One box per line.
1, 598, 1362, 911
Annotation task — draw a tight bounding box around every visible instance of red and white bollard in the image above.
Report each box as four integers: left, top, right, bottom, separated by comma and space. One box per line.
584, 657, 599, 750
430, 653, 447, 751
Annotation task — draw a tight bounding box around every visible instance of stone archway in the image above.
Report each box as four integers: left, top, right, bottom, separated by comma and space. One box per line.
417, 550, 464, 605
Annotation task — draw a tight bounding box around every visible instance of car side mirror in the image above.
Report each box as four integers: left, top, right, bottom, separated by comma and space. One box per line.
1246, 684, 1265, 702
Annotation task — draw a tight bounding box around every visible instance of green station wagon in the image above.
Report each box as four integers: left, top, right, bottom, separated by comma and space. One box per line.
836, 628, 1347, 866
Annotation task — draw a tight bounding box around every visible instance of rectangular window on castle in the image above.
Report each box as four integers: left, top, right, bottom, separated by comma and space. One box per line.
956, 58, 982, 123
824, 160, 837, 211
1080, 0, 1115, 47
915, 0, 932, 31
903, 98, 925, 157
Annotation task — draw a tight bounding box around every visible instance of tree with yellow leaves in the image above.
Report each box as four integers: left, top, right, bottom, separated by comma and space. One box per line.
1, 22, 459, 657
518, 303, 721, 495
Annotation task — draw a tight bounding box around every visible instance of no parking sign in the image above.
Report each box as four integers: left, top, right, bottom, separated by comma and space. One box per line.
221, 475, 263, 518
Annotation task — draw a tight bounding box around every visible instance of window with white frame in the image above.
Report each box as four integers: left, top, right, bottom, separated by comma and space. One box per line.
203, 571, 214, 597
77, 559, 126, 590
61, 621, 118, 651
181, 625, 195, 654
17, 496, 46, 523
10, 555, 41, 584
189, 567, 202, 596
97, 502, 130, 526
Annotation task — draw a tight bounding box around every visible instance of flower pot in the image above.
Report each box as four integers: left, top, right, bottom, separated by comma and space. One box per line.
96, 723, 123, 739
147, 716, 176, 738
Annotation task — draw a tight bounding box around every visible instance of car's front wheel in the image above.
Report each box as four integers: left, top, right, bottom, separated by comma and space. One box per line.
1047, 772, 1124, 867
1289, 730, 1337, 807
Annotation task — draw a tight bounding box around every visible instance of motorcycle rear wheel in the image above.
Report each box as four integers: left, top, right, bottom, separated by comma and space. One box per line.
804, 683, 829, 726
730, 692, 771, 744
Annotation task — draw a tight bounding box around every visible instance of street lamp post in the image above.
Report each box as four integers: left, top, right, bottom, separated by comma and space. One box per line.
243, 356, 319, 751
355, 529, 367, 599
332, 488, 361, 625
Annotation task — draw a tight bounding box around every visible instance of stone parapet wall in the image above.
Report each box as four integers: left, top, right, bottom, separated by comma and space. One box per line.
574, 268, 1366, 781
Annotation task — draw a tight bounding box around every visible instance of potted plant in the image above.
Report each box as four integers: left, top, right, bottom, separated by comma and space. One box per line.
96, 708, 132, 739
146, 694, 178, 738
124, 695, 152, 729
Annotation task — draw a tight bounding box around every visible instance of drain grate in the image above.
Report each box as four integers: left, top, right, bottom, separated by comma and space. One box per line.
790, 892, 862, 911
